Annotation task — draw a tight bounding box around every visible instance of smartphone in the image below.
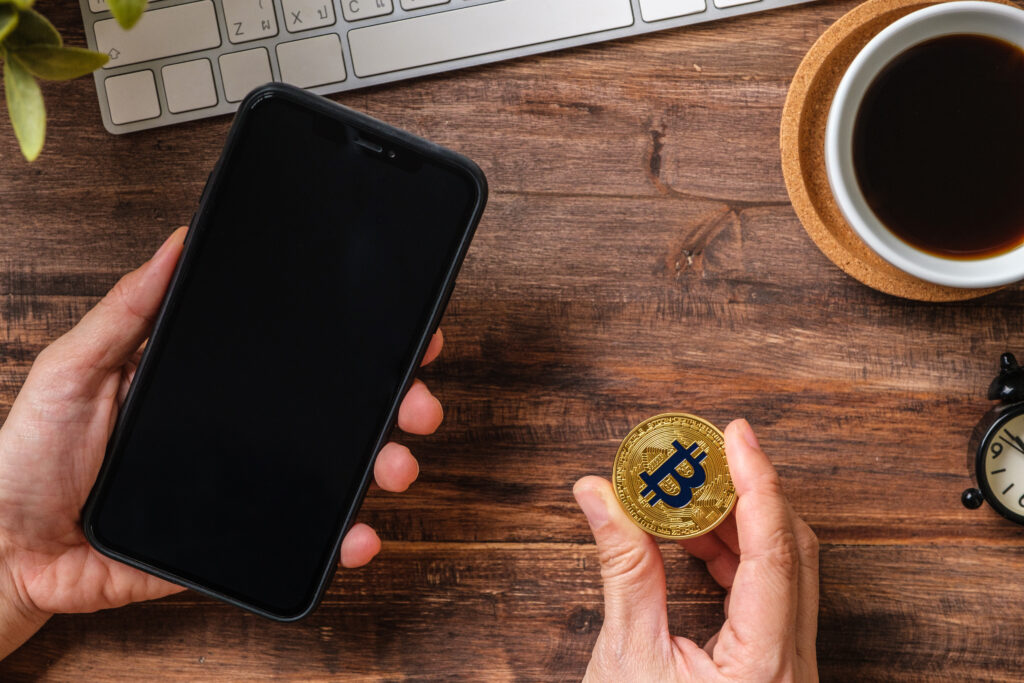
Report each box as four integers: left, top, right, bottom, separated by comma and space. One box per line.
82, 84, 487, 621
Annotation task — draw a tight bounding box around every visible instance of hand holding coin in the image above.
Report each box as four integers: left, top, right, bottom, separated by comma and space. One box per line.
573, 419, 819, 682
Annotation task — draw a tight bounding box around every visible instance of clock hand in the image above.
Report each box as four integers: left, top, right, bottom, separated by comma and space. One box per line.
1000, 428, 1024, 454
999, 434, 1024, 454
1010, 429, 1024, 452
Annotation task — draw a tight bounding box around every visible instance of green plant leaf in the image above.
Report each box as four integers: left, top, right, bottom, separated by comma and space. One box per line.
0, 5, 18, 43
4, 54, 45, 161
108, 0, 146, 29
13, 45, 107, 80
5, 8, 59, 48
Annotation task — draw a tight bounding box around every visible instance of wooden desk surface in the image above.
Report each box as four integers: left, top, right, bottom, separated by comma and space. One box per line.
2, 0, 1022, 680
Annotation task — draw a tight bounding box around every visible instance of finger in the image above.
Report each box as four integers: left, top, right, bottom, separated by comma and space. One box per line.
720, 419, 800, 650
792, 509, 820, 669
573, 476, 668, 642
678, 532, 739, 590
374, 442, 420, 492
50, 228, 187, 380
339, 523, 381, 568
421, 329, 443, 367
397, 380, 443, 435
90, 552, 187, 610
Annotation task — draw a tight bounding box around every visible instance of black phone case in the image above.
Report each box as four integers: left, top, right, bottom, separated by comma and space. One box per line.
82, 83, 488, 621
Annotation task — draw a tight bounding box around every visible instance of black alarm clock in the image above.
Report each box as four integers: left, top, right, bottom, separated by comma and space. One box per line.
963, 352, 1024, 524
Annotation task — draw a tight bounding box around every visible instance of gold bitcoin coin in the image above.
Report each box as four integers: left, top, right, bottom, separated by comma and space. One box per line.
613, 413, 736, 539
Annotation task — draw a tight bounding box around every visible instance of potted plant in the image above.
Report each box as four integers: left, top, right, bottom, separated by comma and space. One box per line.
0, 0, 143, 160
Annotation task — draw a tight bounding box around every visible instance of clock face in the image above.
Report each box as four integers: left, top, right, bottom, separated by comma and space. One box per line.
980, 411, 1024, 522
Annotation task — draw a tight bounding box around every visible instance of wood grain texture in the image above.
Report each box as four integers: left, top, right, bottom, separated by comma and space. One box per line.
3, 0, 1024, 680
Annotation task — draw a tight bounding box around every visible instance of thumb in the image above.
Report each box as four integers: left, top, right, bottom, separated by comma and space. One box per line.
720, 419, 801, 648
52, 228, 187, 378
573, 475, 669, 641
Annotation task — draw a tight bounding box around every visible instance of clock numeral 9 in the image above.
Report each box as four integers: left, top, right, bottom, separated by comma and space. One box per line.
993, 442, 1004, 457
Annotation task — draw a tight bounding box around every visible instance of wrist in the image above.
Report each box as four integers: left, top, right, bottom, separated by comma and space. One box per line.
0, 542, 50, 659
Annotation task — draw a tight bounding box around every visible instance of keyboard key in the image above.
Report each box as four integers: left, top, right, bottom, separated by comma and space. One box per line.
341, 0, 393, 21
277, 34, 346, 87
348, 0, 634, 77
400, 0, 448, 9
714, 0, 759, 7
282, 0, 335, 32
219, 47, 272, 102
639, 0, 705, 21
104, 70, 160, 124
96, 1, 220, 69
162, 59, 218, 113
223, 0, 278, 43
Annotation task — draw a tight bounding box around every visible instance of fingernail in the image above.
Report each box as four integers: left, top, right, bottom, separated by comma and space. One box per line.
154, 227, 187, 258
575, 485, 610, 531
737, 419, 760, 450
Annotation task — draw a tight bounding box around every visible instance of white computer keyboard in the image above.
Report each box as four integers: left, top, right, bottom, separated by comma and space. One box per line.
79, 0, 814, 134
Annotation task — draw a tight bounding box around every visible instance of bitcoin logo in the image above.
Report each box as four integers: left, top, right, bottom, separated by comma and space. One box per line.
613, 413, 736, 539
640, 440, 707, 508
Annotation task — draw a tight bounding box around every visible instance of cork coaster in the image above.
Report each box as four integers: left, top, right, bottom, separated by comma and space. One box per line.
780, 0, 1012, 301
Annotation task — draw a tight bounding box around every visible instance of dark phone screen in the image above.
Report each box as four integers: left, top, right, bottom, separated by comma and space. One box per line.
88, 93, 479, 618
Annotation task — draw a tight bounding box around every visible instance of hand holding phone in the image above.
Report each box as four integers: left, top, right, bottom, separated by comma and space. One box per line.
0, 86, 487, 640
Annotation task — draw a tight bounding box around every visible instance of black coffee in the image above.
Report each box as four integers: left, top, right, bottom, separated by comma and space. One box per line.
852, 34, 1024, 259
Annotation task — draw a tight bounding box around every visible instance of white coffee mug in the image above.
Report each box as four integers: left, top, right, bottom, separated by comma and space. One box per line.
825, 1, 1024, 288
